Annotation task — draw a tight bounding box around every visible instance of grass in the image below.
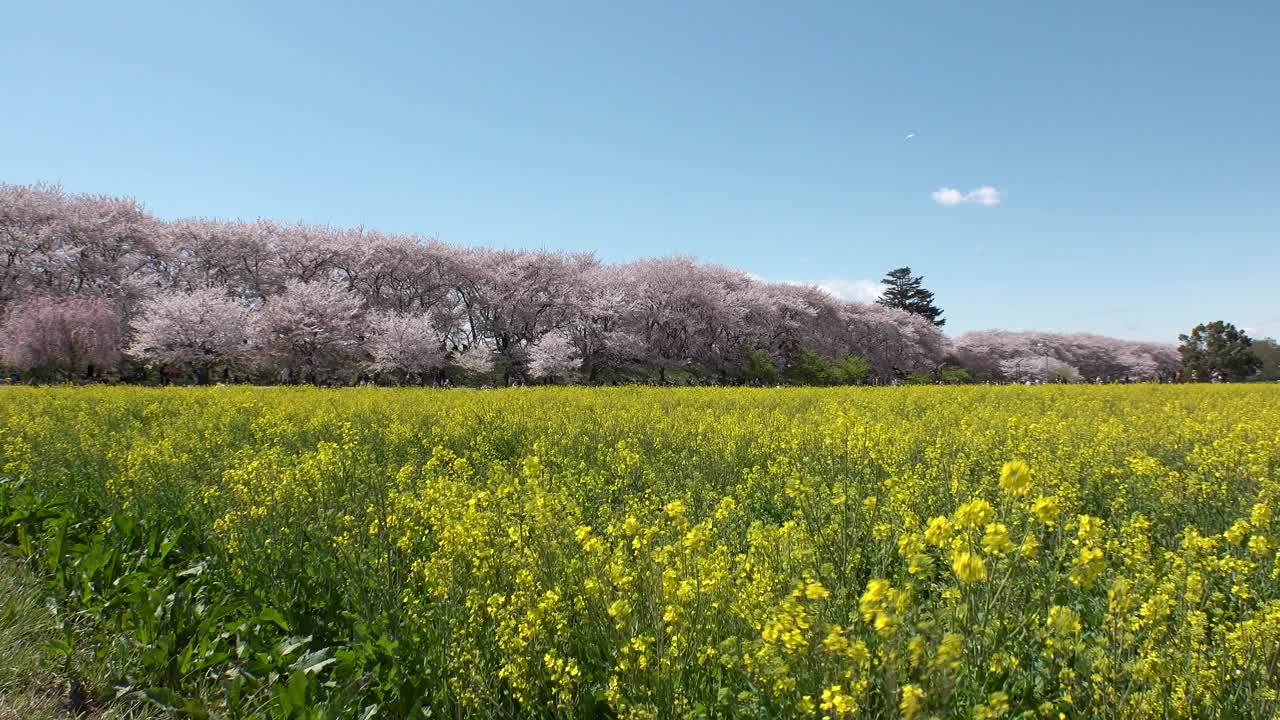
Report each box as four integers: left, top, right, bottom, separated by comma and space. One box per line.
0, 555, 64, 720
0, 558, 157, 720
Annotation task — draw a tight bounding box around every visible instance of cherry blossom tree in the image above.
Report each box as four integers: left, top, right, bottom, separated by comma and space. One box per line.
455, 248, 597, 382
0, 183, 162, 311
451, 341, 494, 378
0, 183, 65, 310
747, 283, 827, 362
840, 302, 947, 381
365, 310, 448, 383
334, 231, 458, 313
127, 288, 252, 383
561, 265, 645, 382
46, 191, 161, 302
616, 257, 758, 382
527, 332, 579, 382
0, 295, 123, 379
270, 222, 345, 284
251, 280, 366, 384
159, 219, 280, 299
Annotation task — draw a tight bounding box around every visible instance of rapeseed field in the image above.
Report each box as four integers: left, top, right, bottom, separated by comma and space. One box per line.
1, 385, 1278, 719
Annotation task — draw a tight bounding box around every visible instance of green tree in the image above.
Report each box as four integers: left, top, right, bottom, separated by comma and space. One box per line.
829, 354, 870, 384
1251, 337, 1280, 381
939, 366, 974, 384
786, 348, 833, 385
1177, 321, 1262, 381
740, 348, 780, 385
784, 349, 869, 385
876, 267, 945, 327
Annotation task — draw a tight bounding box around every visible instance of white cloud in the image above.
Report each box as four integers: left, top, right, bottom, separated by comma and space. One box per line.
1244, 317, 1280, 340
932, 188, 966, 206
803, 278, 885, 303
765, 275, 885, 303
932, 185, 1004, 207
968, 186, 1003, 206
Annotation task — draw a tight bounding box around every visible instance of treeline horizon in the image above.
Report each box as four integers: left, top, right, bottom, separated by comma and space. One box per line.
0, 182, 1195, 386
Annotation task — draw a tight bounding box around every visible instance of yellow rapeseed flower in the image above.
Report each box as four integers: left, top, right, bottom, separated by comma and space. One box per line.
1068, 546, 1105, 588
820, 685, 857, 716
1250, 502, 1272, 529
1030, 495, 1062, 526
859, 578, 892, 622
955, 498, 994, 529
1047, 606, 1082, 637
1076, 514, 1105, 546
805, 578, 830, 600
925, 516, 953, 546
952, 550, 988, 583
982, 522, 1013, 556
933, 632, 965, 671
999, 459, 1032, 497
900, 684, 925, 720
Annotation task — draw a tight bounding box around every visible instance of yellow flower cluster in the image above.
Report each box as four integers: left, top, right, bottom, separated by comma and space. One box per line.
2, 383, 1279, 718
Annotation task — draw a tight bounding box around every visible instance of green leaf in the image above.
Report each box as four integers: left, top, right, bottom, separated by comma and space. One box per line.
292, 647, 336, 675
142, 687, 183, 710
259, 606, 290, 631
159, 526, 184, 560
286, 669, 309, 711
276, 634, 311, 658
180, 698, 212, 719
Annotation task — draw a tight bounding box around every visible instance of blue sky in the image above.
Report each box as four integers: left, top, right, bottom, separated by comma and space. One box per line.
3, 1, 1277, 341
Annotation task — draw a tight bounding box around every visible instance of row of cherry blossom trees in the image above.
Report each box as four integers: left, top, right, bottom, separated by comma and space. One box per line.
950, 330, 1179, 382
0, 183, 1175, 385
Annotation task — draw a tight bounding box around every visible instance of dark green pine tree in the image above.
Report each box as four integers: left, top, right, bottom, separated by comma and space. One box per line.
876, 267, 945, 327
